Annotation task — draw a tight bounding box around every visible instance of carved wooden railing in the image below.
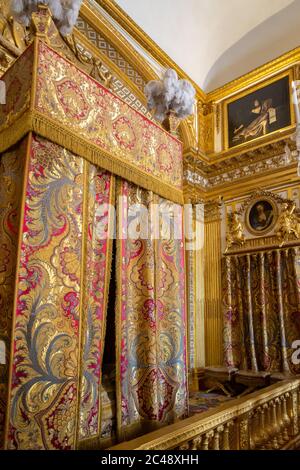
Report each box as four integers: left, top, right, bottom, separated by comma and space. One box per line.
110, 379, 300, 450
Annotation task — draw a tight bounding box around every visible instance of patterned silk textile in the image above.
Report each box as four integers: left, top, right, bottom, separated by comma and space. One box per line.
0, 141, 26, 448
3, 135, 114, 449
116, 181, 188, 440
0, 19, 186, 449
223, 249, 300, 374
0, 38, 183, 204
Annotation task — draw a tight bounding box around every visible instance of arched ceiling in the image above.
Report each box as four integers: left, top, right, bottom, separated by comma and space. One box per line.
115, 0, 300, 92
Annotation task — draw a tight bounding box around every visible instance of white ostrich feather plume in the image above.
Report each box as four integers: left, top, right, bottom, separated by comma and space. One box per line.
10, 0, 83, 36
144, 68, 195, 121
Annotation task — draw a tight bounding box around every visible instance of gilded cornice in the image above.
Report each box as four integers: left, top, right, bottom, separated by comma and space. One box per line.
81, 1, 159, 83
208, 125, 296, 164
207, 46, 300, 102
204, 198, 223, 223
196, 166, 299, 201
94, 0, 206, 102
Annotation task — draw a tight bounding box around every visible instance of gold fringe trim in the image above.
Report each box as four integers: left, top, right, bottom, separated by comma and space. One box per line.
0, 111, 184, 205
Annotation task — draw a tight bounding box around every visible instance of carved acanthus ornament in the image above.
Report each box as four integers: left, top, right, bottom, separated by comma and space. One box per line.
225, 212, 245, 252
204, 198, 223, 223
0, 0, 27, 73
224, 190, 300, 253
276, 201, 300, 246
0, 3, 113, 89
198, 101, 215, 154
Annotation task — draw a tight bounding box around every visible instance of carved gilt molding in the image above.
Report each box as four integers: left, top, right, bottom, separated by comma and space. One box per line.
225, 189, 300, 253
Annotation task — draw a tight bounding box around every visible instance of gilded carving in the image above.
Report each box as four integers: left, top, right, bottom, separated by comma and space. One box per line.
63, 34, 112, 89
110, 379, 300, 450
204, 198, 223, 223
0, 0, 27, 52
224, 190, 300, 254
239, 417, 249, 449
276, 201, 300, 246
225, 212, 245, 252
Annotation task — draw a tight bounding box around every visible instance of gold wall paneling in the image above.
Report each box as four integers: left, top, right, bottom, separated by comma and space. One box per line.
203, 199, 223, 366
185, 203, 205, 370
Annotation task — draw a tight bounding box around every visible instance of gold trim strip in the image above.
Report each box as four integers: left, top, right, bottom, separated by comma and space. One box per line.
3, 133, 32, 449
75, 158, 89, 449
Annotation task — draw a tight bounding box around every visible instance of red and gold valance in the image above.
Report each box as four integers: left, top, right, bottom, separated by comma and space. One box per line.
0, 40, 183, 204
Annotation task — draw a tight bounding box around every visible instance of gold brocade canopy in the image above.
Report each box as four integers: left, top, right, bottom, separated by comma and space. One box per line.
0, 35, 184, 204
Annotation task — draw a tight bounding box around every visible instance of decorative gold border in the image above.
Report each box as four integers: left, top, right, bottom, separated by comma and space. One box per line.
223, 69, 295, 151
75, 158, 89, 449
245, 196, 278, 236
3, 132, 32, 449
91, 0, 206, 101
0, 108, 184, 205
208, 46, 300, 103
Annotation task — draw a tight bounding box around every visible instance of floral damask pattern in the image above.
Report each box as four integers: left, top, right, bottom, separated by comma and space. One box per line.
0, 44, 33, 130
223, 249, 300, 374
6, 135, 84, 450
35, 41, 182, 193
78, 166, 114, 442
117, 181, 188, 440
0, 141, 26, 448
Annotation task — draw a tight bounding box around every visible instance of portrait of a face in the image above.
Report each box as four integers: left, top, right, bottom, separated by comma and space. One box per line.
248, 200, 275, 234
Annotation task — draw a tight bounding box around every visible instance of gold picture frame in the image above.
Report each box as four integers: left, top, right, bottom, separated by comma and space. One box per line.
245, 196, 278, 236
223, 69, 295, 151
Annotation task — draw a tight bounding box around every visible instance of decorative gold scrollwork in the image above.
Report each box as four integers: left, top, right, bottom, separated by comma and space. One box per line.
225, 212, 245, 252
276, 201, 300, 246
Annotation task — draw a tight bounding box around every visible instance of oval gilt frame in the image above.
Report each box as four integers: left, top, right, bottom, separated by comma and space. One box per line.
245, 196, 278, 236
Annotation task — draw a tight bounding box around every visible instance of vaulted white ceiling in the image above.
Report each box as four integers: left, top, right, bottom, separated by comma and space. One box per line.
115, 0, 300, 92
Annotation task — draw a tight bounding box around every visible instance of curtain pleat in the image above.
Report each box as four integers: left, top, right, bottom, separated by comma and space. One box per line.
116, 180, 188, 441
223, 248, 300, 374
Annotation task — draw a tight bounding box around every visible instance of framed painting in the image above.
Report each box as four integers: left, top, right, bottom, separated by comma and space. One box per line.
224, 71, 294, 149
245, 197, 278, 236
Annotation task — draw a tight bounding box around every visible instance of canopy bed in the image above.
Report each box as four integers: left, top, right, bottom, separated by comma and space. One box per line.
0, 7, 188, 450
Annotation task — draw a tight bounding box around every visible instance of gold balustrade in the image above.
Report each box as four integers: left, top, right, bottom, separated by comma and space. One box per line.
110, 379, 300, 450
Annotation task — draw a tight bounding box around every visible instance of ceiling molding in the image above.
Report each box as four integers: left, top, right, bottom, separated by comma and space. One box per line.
94, 0, 206, 101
